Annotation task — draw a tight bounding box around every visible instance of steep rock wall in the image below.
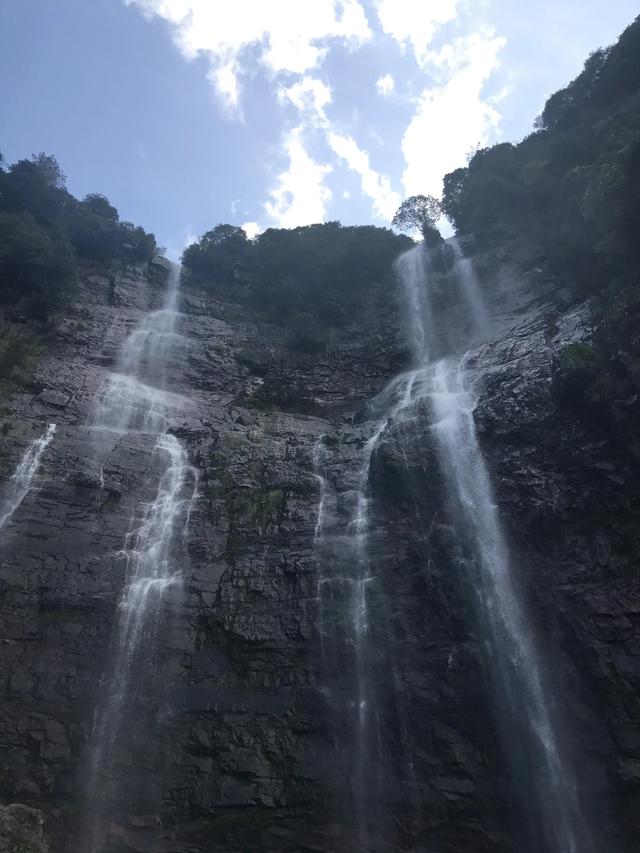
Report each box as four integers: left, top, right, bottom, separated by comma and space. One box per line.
0, 257, 638, 852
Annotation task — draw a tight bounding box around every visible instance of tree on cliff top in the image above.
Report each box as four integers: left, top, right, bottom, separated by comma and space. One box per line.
0, 150, 159, 321
392, 195, 443, 246
31, 152, 66, 189
182, 221, 412, 329
182, 224, 249, 281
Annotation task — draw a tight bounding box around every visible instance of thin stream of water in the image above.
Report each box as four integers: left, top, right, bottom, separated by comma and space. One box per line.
0, 423, 56, 531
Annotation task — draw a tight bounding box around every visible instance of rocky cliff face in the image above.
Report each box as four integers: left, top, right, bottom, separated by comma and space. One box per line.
0, 254, 638, 852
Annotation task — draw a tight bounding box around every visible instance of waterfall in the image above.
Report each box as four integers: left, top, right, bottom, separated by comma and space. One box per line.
450, 236, 492, 340
312, 436, 329, 661
340, 249, 433, 841
403, 242, 586, 850
333, 239, 588, 850
0, 423, 56, 531
428, 357, 587, 852
83, 263, 197, 852
85, 434, 196, 853
394, 245, 436, 363
95, 263, 186, 433
338, 368, 420, 848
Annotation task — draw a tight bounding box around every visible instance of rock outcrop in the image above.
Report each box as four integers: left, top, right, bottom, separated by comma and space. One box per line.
0, 254, 638, 852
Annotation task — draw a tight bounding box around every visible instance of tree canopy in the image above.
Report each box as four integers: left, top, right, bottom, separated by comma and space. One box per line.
182, 225, 250, 281
392, 195, 443, 246
0, 151, 158, 319
438, 15, 640, 432
182, 221, 412, 338
440, 15, 640, 296
0, 212, 76, 320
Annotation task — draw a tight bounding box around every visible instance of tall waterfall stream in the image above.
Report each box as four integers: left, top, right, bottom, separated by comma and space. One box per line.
82, 264, 197, 852
331, 242, 589, 852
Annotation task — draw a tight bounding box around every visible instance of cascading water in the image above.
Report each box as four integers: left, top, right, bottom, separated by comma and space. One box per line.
339, 249, 434, 837
428, 357, 587, 853
404, 242, 587, 850
340, 368, 420, 849
450, 236, 492, 340
312, 436, 329, 660
333, 240, 589, 851
83, 263, 197, 852
395, 244, 435, 363
95, 264, 187, 433
0, 423, 56, 531
85, 434, 196, 852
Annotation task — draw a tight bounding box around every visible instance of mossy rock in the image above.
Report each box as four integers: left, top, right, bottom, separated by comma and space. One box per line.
0, 322, 44, 400
552, 342, 599, 404
225, 486, 287, 534
558, 342, 597, 372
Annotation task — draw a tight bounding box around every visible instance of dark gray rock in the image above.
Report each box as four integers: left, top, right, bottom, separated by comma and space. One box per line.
36, 389, 70, 408
0, 803, 48, 853
0, 259, 638, 852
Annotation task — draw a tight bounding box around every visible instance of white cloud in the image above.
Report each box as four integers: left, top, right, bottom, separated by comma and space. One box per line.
126, 0, 508, 232
126, 0, 371, 113
278, 76, 332, 121
376, 73, 395, 97
401, 29, 505, 198
490, 84, 514, 105
208, 61, 241, 112
242, 221, 262, 238
375, 0, 458, 67
327, 131, 400, 219
264, 128, 332, 228
278, 75, 398, 223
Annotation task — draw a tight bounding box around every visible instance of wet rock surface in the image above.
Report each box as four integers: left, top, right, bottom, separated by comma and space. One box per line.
0, 803, 48, 853
0, 260, 638, 851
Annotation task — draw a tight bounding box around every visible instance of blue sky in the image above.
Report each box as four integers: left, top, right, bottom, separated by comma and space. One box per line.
1, 1, 637, 256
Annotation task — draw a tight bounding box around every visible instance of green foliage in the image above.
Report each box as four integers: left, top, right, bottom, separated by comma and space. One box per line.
0, 321, 43, 399
182, 221, 412, 330
0, 212, 76, 318
80, 193, 118, 221
224, 486, 286, 533
554, 342, 598, 404
0, 150, 158, 320
0, 158, 67, 228
392, 195, 443, 245
537, 18, 640, 133
182, 224, 249, 282
552, 275, 640, 442
117, 220, 158, 264
68, 204, 121, 263
31, 152, 67, 188
441, 15, 640, 297
68, 193, 156, 264
249, 222, 409, 322
558, 342, 597, 373
440, 14, 640, 446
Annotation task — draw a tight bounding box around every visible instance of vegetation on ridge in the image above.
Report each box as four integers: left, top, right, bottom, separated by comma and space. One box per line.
0, 151, 158, 321
437, 16, 640, 438
440, 15, 640, 299
0, 150, 158, 397
2, 15, 639, 416
182, 221, 412, 349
